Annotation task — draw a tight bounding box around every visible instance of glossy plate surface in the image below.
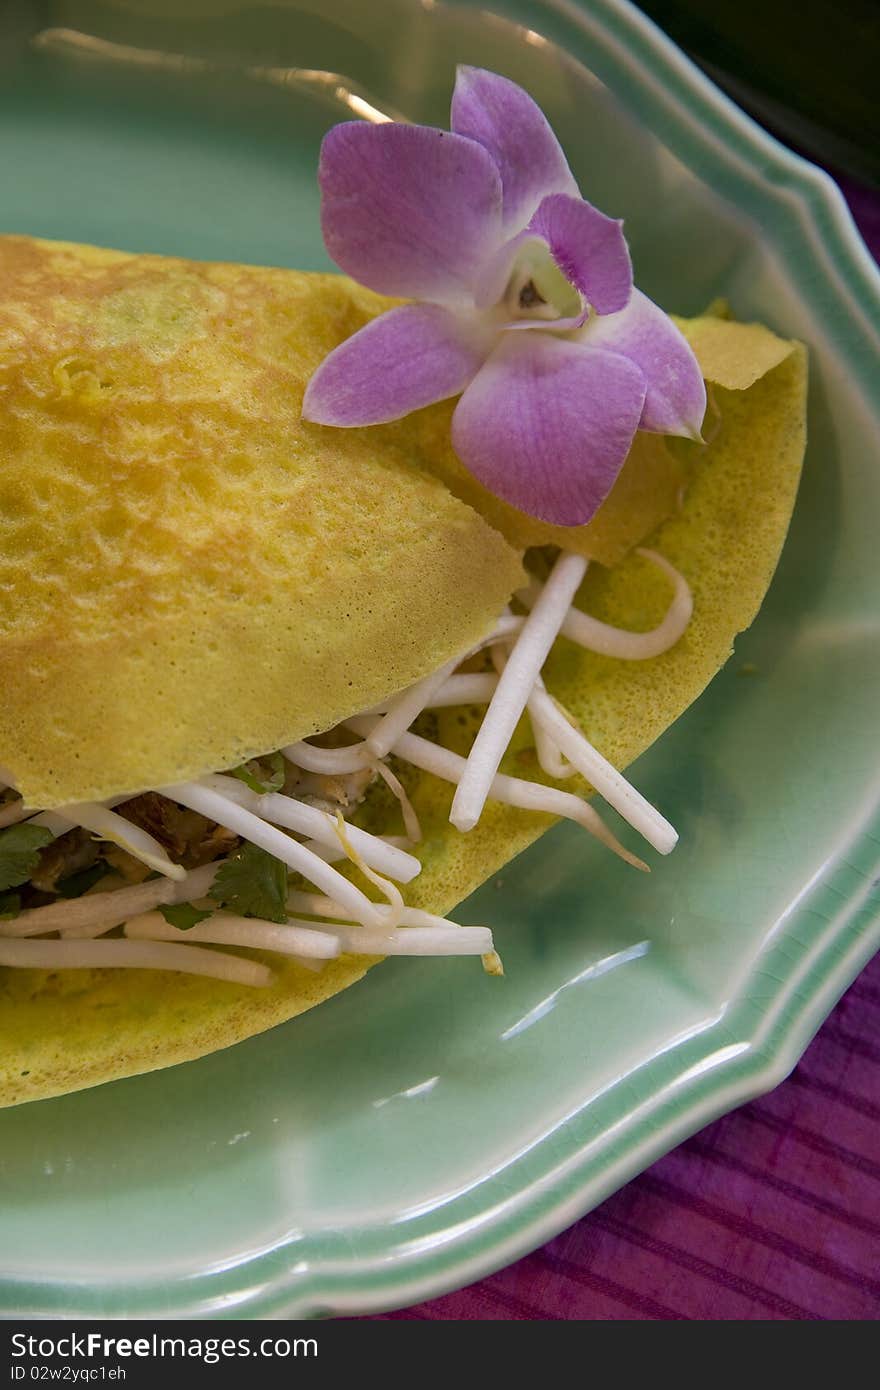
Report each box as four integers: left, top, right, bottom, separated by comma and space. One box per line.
0, 0, 878, 1319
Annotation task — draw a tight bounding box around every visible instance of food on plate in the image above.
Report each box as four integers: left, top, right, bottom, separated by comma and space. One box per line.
0, 67, 806, 1106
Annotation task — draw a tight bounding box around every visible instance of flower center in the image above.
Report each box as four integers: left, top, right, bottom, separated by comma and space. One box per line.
518, 280, 546, 310
503, 238, 582, 325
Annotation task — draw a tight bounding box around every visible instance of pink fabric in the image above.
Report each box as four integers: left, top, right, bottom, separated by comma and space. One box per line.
375, 171, 880, 1322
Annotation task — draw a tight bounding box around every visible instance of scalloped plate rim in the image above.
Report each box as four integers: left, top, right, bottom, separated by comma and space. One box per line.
2, 0, 879, 1320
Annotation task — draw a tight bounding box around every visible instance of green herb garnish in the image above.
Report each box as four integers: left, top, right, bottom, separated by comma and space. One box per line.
56, 862, 111, 900
0, 891, 21, 921
159, 902, 213, 932
229, 753, 286, 796
209, 842, 288, 923
0, 823, 54, 893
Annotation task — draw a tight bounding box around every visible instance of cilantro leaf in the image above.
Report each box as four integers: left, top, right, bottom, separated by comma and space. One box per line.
229, 753, 286, 795
0, 823, 54, 892
0, 891, 21, 921
159, 902, 214, 932
209, 842, 288, 923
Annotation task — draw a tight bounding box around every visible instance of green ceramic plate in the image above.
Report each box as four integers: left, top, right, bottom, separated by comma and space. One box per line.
1, 0, 878, 1320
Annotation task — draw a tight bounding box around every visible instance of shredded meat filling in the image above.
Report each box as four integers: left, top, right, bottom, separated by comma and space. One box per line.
30, 827, 100, 893
116, 792, 238, 868
13, 739, 377, 907
283, 764, 375, 815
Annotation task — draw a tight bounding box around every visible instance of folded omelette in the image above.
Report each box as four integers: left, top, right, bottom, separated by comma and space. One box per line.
0, 236, 807, 1106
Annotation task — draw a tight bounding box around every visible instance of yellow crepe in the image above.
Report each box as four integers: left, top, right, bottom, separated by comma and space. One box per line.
673, 313, 797, 392
0, 236, 807, 1106
0, 236, 523, 808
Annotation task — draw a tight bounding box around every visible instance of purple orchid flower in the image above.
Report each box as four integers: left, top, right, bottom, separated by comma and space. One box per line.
302, 66, 706, 527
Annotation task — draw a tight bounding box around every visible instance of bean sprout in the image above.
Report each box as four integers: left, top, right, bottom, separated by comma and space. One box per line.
0, 937, 272, 986
197, 774, 419, 882
372, 759, 422, 843
517, 548, 692, 660
159, 780, 392, 930
2, 863, 221, 940
526, 688, 678, 854
345, 717, 646, 870
46, 803, 186, 881
0, 799, 29, 830
450, 553, 588, 832
124, 911, 342, 959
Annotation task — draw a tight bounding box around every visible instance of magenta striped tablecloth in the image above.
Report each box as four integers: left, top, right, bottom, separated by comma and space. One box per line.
378, 170, 880, 1322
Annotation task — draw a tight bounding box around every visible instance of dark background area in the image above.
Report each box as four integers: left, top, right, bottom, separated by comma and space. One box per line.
635, 0, 880, 188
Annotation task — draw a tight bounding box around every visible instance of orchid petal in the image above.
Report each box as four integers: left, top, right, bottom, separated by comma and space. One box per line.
319, 121, 503, 303
302, 305, 493, 427
581, 288, 707, 437
528, 194, 632, 316
451, 67, 579, 230
451, 334, 647, 526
